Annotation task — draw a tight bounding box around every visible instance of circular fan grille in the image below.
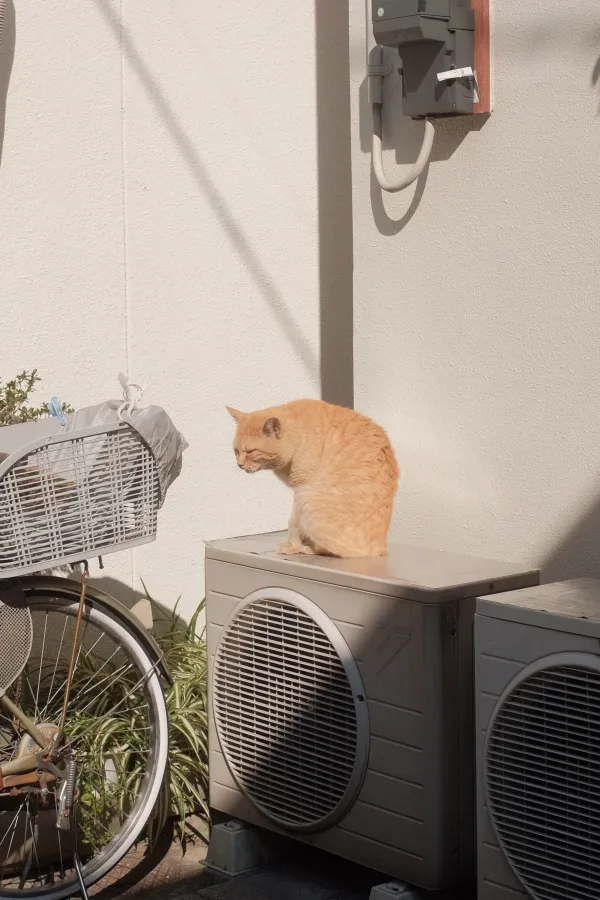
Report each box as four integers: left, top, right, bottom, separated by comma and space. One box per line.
213, 592, 367, 832
486, 662, 600, 900
0, 601, 32, 691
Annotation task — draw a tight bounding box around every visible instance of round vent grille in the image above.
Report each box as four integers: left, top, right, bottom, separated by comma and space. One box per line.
213, 589, 369, 832
0, 600, 32, 691
485, 656, 600, 900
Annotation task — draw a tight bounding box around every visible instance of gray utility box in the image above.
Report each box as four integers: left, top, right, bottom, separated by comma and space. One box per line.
372, 0, 475, 118
475, 580, 600, 900
206, 532, 538, 892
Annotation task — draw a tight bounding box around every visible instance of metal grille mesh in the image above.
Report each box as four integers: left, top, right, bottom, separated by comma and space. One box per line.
0, 602, 32, 691
486, 664, 600, 900
0, 427, 159, 576
214, 597, 360, 830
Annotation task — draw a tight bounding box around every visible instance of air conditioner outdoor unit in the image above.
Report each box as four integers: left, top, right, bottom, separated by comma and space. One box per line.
475, 578, 600, 900
206, 532, 538, 892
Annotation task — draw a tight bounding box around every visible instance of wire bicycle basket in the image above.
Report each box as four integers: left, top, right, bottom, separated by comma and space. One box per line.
0, 392, 187, 579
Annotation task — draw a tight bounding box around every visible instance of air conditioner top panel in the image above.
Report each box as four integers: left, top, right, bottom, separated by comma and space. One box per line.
476, 578, 600, 638
205, 531, 539, 603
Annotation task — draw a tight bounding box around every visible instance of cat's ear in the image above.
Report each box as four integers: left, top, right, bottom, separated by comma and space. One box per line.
226, 406, 246, 424
263, 417, 281, 439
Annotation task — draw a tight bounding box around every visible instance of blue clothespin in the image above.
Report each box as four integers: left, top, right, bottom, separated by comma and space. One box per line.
46, 397, 67, 426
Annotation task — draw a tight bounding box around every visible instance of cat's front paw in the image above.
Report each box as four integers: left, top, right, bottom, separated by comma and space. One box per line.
298, 543, 315, 555
279, 541, 301, 555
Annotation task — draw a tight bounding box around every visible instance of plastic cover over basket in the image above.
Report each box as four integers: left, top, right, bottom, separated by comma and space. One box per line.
0, 400, 187, 576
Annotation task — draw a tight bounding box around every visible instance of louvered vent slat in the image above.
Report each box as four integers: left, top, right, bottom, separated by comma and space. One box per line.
486, 664, 600, 900
213, 595, 367, 831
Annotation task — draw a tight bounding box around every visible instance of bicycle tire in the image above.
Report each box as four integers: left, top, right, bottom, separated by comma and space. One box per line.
0, 577, 169, 900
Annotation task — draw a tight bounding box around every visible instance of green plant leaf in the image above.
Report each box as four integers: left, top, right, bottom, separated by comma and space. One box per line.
56, 597, 209, 850
0, 370, 72, 426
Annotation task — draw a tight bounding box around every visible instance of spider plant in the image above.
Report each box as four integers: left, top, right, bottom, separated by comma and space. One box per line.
149, 597, 209, 844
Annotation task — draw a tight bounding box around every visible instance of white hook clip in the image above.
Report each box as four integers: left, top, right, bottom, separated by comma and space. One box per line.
437, 66, 480, 104
117, 372, 143, 421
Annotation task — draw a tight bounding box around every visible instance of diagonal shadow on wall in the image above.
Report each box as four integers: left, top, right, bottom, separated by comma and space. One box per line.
93, 0, 320, 389
543, 491, 600, 583
0, 0, 15, 168
315, 0, 354, 408
592, 55, 600, 114
94, 0, 355, 406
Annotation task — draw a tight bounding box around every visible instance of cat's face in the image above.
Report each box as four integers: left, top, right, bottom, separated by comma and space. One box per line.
226, 407, 289, 473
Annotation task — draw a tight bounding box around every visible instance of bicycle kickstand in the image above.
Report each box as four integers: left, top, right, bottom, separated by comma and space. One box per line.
73, 851, 90, 900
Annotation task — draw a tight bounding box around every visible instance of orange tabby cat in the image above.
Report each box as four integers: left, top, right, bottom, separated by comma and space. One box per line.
226, 399, 399, 558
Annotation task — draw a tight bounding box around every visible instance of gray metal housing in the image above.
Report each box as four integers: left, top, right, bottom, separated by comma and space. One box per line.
372, 0, 475, 118
206, 532, 538, 891
475, 579, 600, 900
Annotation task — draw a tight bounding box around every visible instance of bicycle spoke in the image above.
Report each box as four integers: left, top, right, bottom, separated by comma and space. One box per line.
0, 713, 19, 747
0, 802, 25, 852
77, 661, 132, 704
0, 798, 26, 886
65, 704, 148, 749
0, 590, 167, 898
28, 806, 41, 886
18, 805, 29, 890
24, 675, 39, 723
0, 744, 17, 765
64, 662, 159, 748
44, 622, 105, 715
35, 614, 48, 717
40, 617, 68, 722
40, 620, 90, 720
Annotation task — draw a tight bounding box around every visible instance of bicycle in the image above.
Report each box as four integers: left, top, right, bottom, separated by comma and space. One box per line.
0, 384, 186, 899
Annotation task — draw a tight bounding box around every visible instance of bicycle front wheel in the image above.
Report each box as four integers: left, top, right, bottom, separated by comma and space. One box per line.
0, 579, 169, 900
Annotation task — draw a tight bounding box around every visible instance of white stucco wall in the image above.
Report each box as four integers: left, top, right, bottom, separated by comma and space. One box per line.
350, 0, 600, 580
9, 0, 589, 606
0, 0, 352, 618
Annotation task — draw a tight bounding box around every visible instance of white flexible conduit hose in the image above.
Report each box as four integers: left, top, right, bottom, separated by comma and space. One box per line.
368, 46, 435, 193
372, 105, 435, 193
